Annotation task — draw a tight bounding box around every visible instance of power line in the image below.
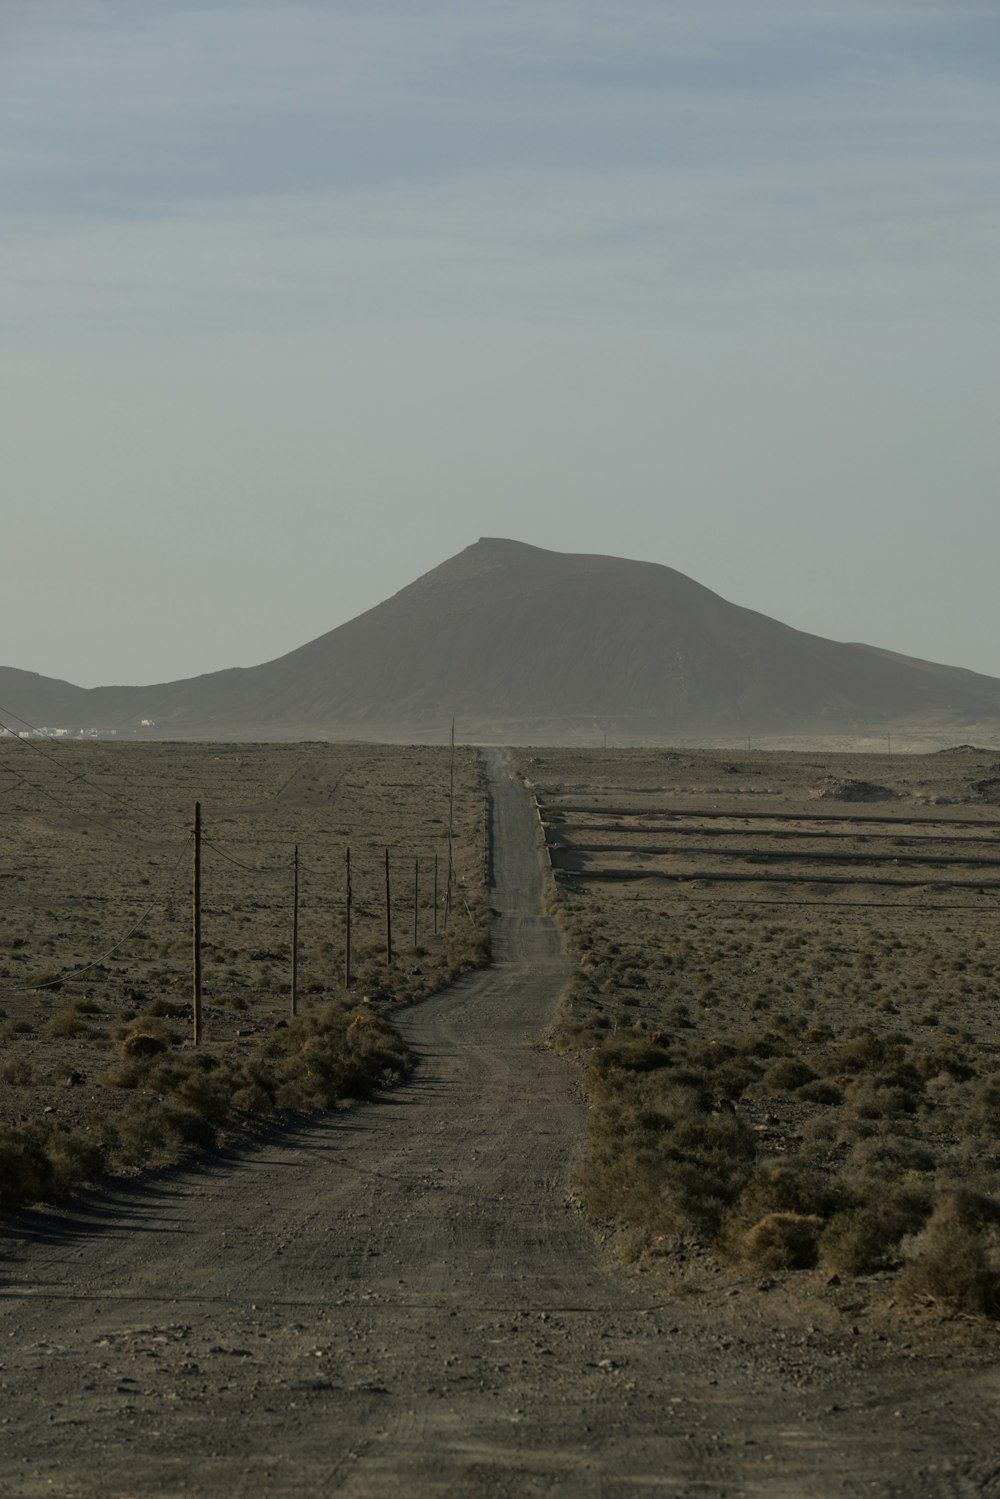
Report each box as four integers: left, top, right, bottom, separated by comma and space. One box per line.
200, 836, 290, 876
0, 714, 187, 852
0, 707, 139, 809
11, 843, 190, 992
0, 772, 187, 855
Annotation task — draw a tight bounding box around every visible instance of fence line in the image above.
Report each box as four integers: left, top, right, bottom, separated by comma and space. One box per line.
2, 745, 490, 1041
2, 808, 485, 1040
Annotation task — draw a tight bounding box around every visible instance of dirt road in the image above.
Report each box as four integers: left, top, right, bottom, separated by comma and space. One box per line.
2, 751, 998, 1498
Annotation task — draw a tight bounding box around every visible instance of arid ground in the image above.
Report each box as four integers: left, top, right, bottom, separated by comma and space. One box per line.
524, 745, 1000, 1320
1, 743, 999, 1496
0, 739, 488, 1158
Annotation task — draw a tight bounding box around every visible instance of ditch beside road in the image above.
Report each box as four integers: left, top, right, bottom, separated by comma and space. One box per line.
1, 748, 998, 1498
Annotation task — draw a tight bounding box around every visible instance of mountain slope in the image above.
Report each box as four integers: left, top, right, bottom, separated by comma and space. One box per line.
3, 538, 1000, 740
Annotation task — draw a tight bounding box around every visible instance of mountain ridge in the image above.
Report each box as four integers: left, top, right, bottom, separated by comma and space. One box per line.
3, 538, 1000, 743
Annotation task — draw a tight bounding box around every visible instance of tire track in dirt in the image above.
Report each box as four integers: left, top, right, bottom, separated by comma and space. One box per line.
1, 749, 999, 1498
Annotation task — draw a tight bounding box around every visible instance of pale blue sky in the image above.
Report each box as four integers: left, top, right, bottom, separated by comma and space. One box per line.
2, 1, 997, 686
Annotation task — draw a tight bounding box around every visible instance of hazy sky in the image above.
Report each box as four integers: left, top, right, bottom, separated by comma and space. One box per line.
2, 0, 997, 687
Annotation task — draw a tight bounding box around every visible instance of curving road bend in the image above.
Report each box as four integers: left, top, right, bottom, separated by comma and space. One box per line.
1, 750, 998, 1498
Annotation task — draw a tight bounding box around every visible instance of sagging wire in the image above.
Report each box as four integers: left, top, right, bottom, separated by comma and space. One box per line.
13, 841, 191, 992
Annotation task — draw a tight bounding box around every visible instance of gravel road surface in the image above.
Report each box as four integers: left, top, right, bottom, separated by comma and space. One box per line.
2, 750, 998, 1498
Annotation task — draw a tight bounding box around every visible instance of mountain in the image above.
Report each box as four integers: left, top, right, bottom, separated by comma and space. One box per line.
3, 538, 1000, 742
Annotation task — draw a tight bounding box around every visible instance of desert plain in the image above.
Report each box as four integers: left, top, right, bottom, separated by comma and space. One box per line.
526, 745, 1000, 1311
1, 738, 999, 1497
0, 738, 488, 1157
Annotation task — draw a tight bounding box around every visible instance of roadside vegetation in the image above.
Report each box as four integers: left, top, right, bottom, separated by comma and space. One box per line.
0, 741, 490, 1212
525, 744, 1000, 1320
0, 1002, 410, 1209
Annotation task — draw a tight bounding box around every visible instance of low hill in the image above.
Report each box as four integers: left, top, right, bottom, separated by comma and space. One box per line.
3, 538, 1000, 742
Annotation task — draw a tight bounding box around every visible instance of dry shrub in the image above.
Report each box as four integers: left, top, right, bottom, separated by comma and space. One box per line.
845, 1075, 920, 1120
3, 1002, 410, 1204
266, 1002, 410, 1110
964, 1077, 1000, 1137
44, 1127, 105, 1188
0, 1119, 104, 1208
576, 1073, 757, 1244
899, 1189, 1000, 1318
173, 1070, 230, 1122
730, 1031, 789, 1060
589, 1037, 673, 1080
1, 1056, 34, 1086
712, 1057, 762, 1100
108, 1006, 410, 1165
798, 1079, 843, 1106
553, 1018, 612, 1054
229, 1061, 277, 1114
730, 1160, 841, 1227
121, 1031, 167, 1059
835, 1032, 908, 1074
0, 1124, 56, 1208
1, 1019, 34, 1040
739, 1212, 822, 1271
158, 1102, 218, 1150
802, 1023, 835, 1044
100, 1056, 149, 1090
845, 1134, 935, 1177
45, 1007, 90, 1039
720, 1159, 841, 1268
109, 1104, 175, 1167
914, 1046, 976, 1083
822, 1187, 932, 1276
759, 1058, 817, 1093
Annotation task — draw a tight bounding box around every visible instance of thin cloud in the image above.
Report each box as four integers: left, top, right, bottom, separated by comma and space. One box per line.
1, 0, 997, 684
2, 2, 995, 219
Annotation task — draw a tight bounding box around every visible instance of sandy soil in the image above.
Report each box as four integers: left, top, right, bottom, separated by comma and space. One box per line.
1, 751, 999, 1497
0, 741, 488, 1140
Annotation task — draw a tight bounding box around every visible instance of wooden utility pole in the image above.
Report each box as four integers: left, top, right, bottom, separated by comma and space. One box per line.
291, 844, 300, 1016
445, 717, 455, 928
384, 847, 393, 965
433, 852, 439, 935
344, 846, 352, 988
192, 801, 203, 1045
413, 857, 419, 948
